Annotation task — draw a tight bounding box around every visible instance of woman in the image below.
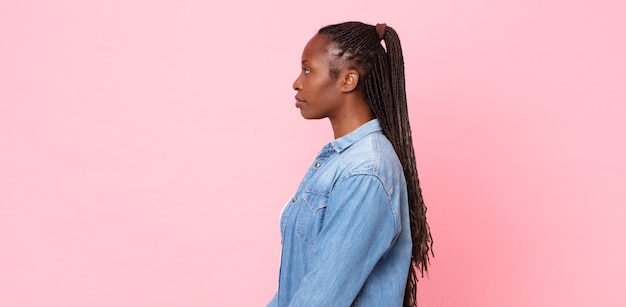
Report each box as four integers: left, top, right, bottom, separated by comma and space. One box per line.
268, 21, 433, 307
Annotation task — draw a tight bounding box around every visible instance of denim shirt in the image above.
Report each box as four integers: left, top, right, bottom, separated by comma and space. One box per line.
268, 119, 412, 307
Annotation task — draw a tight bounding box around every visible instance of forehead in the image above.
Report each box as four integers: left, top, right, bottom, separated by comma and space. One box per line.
302, 34, 341, 63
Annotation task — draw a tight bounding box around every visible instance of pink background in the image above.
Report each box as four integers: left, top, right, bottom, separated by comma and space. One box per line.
1, 0, 625, 306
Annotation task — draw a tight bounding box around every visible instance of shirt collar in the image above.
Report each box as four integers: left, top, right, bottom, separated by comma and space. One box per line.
330, 119, 382, 153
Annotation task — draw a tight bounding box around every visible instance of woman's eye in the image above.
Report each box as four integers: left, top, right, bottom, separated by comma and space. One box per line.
303, 68, 311, 75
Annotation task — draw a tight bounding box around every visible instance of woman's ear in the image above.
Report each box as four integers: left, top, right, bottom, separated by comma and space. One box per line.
340, 69, 360, 93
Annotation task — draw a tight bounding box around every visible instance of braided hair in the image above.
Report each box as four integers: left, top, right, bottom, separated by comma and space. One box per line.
318, 21, 433, 307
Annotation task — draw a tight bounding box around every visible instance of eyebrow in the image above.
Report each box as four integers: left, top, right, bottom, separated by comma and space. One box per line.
301, 60, 310, 65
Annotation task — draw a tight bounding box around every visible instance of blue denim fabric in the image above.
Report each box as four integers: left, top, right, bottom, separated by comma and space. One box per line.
268, 119, 412, 307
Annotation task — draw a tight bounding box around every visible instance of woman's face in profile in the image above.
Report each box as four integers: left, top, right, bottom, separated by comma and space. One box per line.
292, 34, 345, 120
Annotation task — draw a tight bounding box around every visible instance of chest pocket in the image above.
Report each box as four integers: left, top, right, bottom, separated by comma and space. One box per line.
295, 189, 328, 247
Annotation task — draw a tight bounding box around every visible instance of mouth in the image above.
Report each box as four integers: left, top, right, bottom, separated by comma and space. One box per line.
295, 95, 305, 108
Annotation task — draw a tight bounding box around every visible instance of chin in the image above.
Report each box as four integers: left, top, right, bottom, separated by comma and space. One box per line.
299, 109, 317, 119
300, 112, 325, 120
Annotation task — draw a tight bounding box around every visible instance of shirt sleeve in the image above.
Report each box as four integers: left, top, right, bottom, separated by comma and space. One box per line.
267, 292, 278, 307
287, 174, 400, 306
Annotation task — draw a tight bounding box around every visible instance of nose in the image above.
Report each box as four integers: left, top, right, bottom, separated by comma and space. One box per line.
293, 73, 302, 91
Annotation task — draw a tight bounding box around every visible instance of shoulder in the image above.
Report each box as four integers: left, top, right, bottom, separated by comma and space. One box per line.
337, 131, 403, 191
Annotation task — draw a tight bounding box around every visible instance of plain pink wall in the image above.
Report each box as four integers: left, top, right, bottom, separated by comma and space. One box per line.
1, 0, 624, 306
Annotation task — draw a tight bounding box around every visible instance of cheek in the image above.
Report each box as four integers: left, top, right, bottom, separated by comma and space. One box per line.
308, 76, 335, 95
318, 86, 337, 101
317, 79, 340, 100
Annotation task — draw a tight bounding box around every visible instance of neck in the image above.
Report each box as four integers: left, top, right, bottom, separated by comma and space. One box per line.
329, 98, 374, 139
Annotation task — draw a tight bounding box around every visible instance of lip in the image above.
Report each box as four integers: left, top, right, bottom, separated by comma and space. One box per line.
295, 95, 305, 108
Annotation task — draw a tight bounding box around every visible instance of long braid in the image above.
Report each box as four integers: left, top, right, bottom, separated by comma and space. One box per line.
319, 22, 433, 307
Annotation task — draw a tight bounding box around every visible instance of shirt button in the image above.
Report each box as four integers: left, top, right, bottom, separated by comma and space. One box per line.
315, 162, 321, 168
291, 197, 297, 202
